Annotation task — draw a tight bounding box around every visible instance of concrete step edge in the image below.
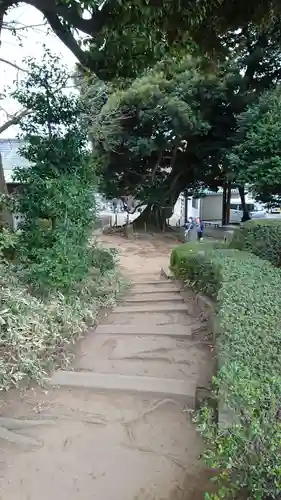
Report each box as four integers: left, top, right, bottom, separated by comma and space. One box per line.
94, 324, 196, 337
120, 296, 184, 304
51, 371, 195, 406
130, 288, 180, 294
132, 281, 174, 286
113, 303, 188, 314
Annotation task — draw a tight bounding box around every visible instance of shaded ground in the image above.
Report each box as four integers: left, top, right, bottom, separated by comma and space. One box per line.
0, 234, 214, 500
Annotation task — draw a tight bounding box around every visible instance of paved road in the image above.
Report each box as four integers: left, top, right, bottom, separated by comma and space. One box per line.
266, 213, 281, 219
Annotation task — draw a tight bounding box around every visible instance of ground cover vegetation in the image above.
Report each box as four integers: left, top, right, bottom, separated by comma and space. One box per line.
0, 53, 122, 391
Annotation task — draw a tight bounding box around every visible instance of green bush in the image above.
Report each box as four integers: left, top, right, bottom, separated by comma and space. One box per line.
91, 246, 118, 275
171, 245, 281, 499
170, 240, 226, 273
230, 218, 281, 267
0, 228, 18, 262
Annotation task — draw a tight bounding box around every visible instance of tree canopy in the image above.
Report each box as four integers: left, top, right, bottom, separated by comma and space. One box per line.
1, 0, 281, 75
83, 21, 281, 226
87, 57, 240, 225
228, 87, 281, 205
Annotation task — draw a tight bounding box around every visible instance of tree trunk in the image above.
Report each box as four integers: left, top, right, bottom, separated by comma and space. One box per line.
226, 183, 231, 225
238, 185, 251, 222
0, 154, 13, 229
133, 203, 173, 231
0, 15, 14, 230
222, 182, 232, 225
133, 170, 185, 231
222, 184, 227, 225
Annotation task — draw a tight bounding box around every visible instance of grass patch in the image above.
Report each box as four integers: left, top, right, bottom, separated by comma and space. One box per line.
171, 245, 281, 499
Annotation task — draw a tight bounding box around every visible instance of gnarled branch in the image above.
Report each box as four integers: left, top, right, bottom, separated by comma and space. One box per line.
0, 108, 30, 134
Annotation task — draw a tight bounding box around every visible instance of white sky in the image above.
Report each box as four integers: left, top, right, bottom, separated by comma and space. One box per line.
0, 3, 78, 138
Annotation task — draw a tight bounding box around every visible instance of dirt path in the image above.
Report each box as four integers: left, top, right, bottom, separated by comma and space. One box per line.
0, 234, 214, 500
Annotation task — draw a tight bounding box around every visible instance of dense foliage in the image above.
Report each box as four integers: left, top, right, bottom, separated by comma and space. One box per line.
0, 54, 123, 390
230, 219, 281, 267
171, 244, 281, 499
2, 0, 281, 78
228, 87, 281, 205
83, 23, 281, 226
12, 53, 97, 292
88, 57, 245, 226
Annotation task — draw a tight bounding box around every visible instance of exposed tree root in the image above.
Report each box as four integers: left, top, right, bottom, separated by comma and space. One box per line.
0, 417, 56, 447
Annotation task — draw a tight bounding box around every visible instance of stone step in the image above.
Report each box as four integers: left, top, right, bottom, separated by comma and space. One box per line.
113, 302, 188, 314
132, 280, 174, 286
125, 272, 161, 277
130, 286, 180, 294
73, 334, 212, 385
160, 267, 173, 280
124, 274, 163, 283
106, 311, 194, 327
95, 324, 196, 337
120, 293, 184, 304
51, 371, 195, 406
113, 303, 188, 314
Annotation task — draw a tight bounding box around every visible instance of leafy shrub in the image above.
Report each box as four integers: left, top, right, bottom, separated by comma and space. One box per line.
0, 263, 125, 390
170, 240, 226, 272
91, 246, 118, 275
0, 49, 127, 392
19, 231, 94, 294
230, 218, 281, 267
0, 229, 18, 262
171, 245, 281, 499
13, 53, 97, 294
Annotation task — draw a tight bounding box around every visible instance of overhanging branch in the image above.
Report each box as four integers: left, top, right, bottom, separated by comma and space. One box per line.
0, 108, 30, 134
0, 57, 28, 73
1, 0, 112, 70
38, 10, 89, 66
25, 0, 111, 35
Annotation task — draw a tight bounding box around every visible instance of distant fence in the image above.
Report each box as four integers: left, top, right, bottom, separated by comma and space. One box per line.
96, 213, 187, 231
96, 215, 111, 229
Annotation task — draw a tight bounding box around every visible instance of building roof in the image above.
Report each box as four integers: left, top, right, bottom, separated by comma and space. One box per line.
0, 138, 30, 183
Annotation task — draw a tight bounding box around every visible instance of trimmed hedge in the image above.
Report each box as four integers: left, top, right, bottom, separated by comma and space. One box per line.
230, 219, 281, 267
170, 240, 225, 272
171, 244, 281, 500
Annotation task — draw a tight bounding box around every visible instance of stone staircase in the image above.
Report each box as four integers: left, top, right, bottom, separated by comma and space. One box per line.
0, 268, 214, 500
52, 271, 213, 408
